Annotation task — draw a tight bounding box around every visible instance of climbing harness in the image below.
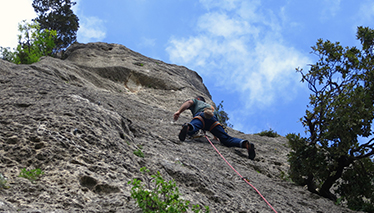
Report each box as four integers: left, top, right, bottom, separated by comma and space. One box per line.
209, 121, 221, 131
192, 115, 205, 129
192, 115, 221, 132
204, 134, 278, 213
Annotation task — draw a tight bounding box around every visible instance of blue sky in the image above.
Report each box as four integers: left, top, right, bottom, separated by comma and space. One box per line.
1, 0, 374, 136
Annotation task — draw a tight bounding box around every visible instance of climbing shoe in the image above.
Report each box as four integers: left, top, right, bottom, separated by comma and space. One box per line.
243, 140, 256, 160
178, 123, 190, 141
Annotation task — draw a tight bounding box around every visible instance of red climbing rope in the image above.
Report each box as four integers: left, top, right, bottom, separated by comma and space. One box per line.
204, 135, 278, 213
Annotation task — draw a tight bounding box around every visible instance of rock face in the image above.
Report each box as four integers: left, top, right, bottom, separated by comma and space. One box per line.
0, 42, 359, 212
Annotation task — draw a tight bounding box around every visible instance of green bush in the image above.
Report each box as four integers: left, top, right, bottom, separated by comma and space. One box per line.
128, 167, 210, 213
0, 20, 56, 64
255, 129, 280, 137
134, 149, 144, 158
0, 173, 9, 189
18, 168, 44, 183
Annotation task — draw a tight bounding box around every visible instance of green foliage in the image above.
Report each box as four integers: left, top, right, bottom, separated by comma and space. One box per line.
0, 173, 9, 189
133, 62, 144, 66
19, 168, 44, 183
335, 158, 374, 212
0, 20, 56, 64
215, 100, 233, 128
286, 133, 328, 188
0, 47, 16, 62
356, 26, 374, 54
279, 170, 291, 182
175, 160, 184, 166
128, 167, 209, 213
289, 26, 374, 209
32, 0, 79, 51
255, 129, 280, 137
134, 149, 144, 158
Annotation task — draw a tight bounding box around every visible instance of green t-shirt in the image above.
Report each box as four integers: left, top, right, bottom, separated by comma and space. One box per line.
188, 99, 213, 116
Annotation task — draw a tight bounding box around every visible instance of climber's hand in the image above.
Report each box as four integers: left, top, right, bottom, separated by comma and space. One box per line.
173, 111, 180, 121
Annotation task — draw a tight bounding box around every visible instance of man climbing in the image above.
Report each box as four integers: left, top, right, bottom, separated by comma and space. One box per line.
173, 96, 256, 160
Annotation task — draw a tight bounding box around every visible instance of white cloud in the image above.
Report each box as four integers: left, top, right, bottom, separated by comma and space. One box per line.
72, 0, 106, 43
321, 0, 341, 19
197, 12, 255, 38
166, 0, 310, 110
243, 41, 309, 107
357, 1, 374, 23
235, 0, 263, 27
71, 0, 82, 14
77, 16, 106, 43
139, 37, 156, 48
167, 36, 211, 66
199, 0, 240, 11
0, 0, 36, 49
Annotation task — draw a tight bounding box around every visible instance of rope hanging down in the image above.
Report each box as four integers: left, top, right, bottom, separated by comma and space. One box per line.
204, 135, 278, 213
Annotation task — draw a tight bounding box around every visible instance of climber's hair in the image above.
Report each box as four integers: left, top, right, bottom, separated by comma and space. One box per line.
195, 96, 206, 102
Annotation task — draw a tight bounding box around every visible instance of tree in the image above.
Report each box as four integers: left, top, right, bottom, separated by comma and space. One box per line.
0, 47, 16, 62
287, 26, 374, 211
32, 0, 79, 52
215, 100, 233, 128
0, 20, 57, 64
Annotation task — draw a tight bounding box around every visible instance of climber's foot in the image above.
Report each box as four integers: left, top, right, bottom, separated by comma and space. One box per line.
243, 140, 256, 160
178, 123, 190, 141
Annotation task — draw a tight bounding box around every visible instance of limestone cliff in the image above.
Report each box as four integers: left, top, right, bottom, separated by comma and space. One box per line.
0, 42, 359, 212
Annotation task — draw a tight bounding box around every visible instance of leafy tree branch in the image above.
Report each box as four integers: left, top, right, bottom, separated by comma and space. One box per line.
288, 26, 374, 211
0, 20, 56, 64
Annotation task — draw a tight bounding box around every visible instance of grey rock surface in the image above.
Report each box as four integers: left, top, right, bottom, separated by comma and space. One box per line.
0, 42, 360, 212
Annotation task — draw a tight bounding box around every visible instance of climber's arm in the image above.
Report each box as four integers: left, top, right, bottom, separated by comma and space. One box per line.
173, 99, 194, 121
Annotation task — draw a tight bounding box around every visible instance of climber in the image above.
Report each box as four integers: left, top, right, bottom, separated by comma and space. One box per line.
173, 96, 256, 160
